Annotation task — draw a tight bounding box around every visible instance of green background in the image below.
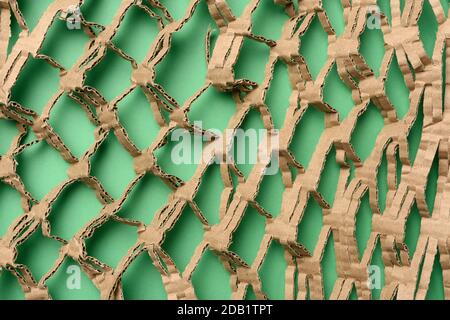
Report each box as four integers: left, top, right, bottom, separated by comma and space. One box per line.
0, 0, 448, 299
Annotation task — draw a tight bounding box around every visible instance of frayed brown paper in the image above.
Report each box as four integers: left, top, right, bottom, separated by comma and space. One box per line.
0, 0, 449, 300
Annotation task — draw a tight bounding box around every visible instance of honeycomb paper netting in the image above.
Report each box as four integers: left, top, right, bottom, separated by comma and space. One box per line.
0, 0, 448, 300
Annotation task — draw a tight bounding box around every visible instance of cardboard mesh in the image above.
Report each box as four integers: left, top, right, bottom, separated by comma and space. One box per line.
0, 0, 448, 300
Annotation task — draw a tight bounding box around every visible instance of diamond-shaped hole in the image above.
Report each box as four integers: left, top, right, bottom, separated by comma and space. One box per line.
396, 149, 403, 188
0, 119, 19, 155
418, 0, 438, 58
17, 0, 54, 30
233, 108, 264, 179
229, 206, 266, 265
116, 174, 171, 224
11, 57, 60, 114
49, 94, 97, 159
317, 147, 340, 206
0, 269, 25, 299
0, 182, 25, 237
160, 0, 192, 21
321, 233, 337, 300
350, 102, 384, 161
17, 139, 69, 201
7, 5, 21, 56
162, 206, 204, 273
112, 6, 160, 63
290, 105, 325, 169
122, 252, 167, 299
400, 0, 406, 14
46, 257, 100, 299
425, 252, 445, 299
323, 0, 345, 36
441, 0, 450, 16
191, 249, 232, 299
188, 86, 236, 132
85, 48, 133, 102
378, 0, 392, 25
117, 88, 161, 151
298, 196, 323, 253
349, 284, 358, 300
90, 133, 136, 199
234, 38, 271, 85
377, 147, 404, 214
47, 182, 103, 240
356, 193, 373, 260
16, 226, 62, 280
385, 55, 410, 119
86, 220, 139, 268
359, 21, 385, 77
370, 239, 385, 299
255, 168, 283, 218
155, 1, 211, 104
82, 0, 123, 25
39, 13, 91, 69
300, 15, 328, 80
323, 63, 354, 120
404, 202, 421, 259
377, 151, 388, 213
154, 129, 198, 182
259, 242, 287, 299
425, 150, 439, 215
408, 98, 423, 164
265, 61, 292, 129
245, 285, 257, 299
194, 164, 224, 225
252, 0, 288, 40
226, 0, 246, 17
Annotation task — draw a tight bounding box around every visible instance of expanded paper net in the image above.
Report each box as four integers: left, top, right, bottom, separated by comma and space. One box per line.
0, 0, 449, 299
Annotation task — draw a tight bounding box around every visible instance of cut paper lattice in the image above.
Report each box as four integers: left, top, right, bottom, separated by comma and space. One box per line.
0, 0, 448, 300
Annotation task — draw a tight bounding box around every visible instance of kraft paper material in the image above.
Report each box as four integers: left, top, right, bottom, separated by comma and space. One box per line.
0, 0, 449, 300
